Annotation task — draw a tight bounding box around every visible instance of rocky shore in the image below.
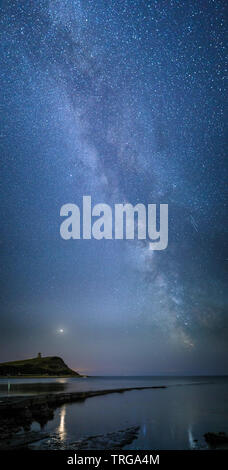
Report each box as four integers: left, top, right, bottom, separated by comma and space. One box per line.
204, 432, 228, 446
1, 384, 226, 450
29, 426, 141, 450
0, 385, 166, 449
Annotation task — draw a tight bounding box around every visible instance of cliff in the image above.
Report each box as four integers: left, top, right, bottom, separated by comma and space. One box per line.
0, 356, 80, 377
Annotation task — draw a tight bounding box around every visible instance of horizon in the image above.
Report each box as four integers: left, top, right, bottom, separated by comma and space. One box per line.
0, 353, 227, 378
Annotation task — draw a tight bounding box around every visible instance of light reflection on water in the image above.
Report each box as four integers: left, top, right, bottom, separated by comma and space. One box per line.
188, 425, 198, 449
58, 406, 67, 441
28, 377, 228, 450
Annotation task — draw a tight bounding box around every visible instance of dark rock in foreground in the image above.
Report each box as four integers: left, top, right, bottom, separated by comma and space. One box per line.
72, 426, 140, 450
0, 432, 50, 450
204, 432, 228, 446
30, 426, 140, 450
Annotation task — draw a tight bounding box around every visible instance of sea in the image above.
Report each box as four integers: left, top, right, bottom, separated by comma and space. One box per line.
0, 376, 228, 450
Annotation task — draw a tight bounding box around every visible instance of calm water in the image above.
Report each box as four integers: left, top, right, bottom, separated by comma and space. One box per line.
1, 376, 228, 449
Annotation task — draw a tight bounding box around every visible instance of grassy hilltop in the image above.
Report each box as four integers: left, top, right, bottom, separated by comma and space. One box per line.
0, 356, 80, 377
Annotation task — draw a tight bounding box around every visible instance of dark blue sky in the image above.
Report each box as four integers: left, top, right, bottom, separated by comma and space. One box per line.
0, 0, 227, 375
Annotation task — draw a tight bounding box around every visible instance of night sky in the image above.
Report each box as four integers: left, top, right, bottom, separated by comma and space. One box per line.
0, 0, 227, 375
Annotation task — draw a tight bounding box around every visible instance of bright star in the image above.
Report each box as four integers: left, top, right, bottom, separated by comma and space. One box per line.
57, 328, 64, 334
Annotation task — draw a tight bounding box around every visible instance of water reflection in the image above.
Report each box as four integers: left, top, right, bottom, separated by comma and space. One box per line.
0, 381, 67, 395
26, 377, 228, 450
188, 426, 198, 449
58, 406, 67, 441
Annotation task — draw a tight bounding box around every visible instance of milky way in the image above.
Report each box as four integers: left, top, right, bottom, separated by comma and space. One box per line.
0, 1, 227, 374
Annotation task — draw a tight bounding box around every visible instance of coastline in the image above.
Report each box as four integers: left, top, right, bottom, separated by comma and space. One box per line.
0, 381, 228, 450
0, 375, 84, 379
0, 385, 167, 449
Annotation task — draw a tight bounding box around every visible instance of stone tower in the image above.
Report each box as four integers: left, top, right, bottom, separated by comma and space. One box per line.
37, 352, 42, 359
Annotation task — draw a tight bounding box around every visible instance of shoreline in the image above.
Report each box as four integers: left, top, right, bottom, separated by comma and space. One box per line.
0, 385, 166, 449
0, 384, 228, 450
0, 384, 167, 408
0, 375, 84, 379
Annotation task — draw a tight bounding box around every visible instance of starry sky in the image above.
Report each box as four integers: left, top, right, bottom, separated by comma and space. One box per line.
0, 0, 227, 375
